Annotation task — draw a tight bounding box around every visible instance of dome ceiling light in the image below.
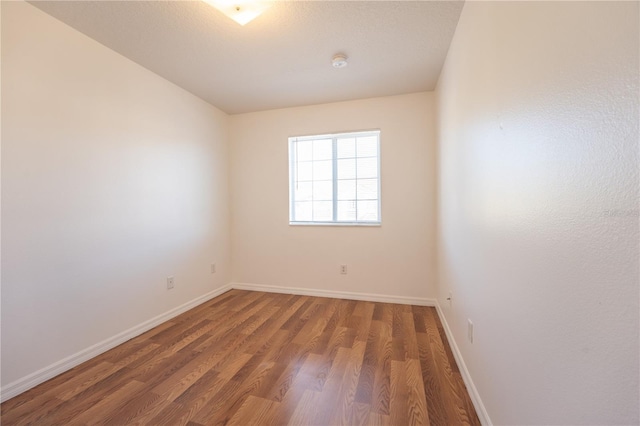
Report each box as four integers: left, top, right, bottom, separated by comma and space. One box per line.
204, 0, 271, 26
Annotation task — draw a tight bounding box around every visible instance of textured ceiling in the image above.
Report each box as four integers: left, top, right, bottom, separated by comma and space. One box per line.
30, 1, 464, 114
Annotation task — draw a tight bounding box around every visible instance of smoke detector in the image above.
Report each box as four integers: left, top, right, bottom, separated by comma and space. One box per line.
332, 54, 348, 69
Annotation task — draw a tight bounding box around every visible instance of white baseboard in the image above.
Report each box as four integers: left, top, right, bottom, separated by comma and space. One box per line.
231, 282, 436, 306
434, 301, 492, 426
0, 283, 232, 403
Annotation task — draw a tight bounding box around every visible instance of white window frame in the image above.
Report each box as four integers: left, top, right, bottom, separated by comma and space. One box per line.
288, 130, 381, 226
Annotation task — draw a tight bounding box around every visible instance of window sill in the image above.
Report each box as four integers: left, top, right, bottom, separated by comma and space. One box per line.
289, 221, 381, 227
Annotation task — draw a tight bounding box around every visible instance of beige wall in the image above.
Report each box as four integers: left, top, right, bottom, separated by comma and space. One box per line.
1, 1, 231, 389
230, 93, 437, 300
436, 2, 639, 424
4, 1, 639, 422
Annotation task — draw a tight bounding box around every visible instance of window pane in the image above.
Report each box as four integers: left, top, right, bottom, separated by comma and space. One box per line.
357, 179, 378, 200
337, 200, 356, 221
313, 201, 333, 221
337, 138, 356, 158
294, 181, 312, 201
357, 136, 377, 157
290, 131, 380, 225
296, 161, 313, 181
313, 160, 332, 180
337, 179, 356, 200
337, 159, 356, 179
296, 141, 313, 161
357, 157, 377, 179
294, 201, 312, 221
313, 139, 333, 160
313, 180, 333, 201
357, 200, 378, 221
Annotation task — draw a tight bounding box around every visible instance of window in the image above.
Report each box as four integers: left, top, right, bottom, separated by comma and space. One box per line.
289, 130, 381, 225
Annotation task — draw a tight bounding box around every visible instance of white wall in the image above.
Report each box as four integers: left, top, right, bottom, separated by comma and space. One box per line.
436, 2, 639, 425
230, 93, 437, 300
1, 1, 231, 391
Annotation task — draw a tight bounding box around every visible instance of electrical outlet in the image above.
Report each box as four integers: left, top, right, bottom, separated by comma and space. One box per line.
211, 263, 216, 274
468, 319, 474, 343
340, 264, 347, 275
167, 276, 175, 290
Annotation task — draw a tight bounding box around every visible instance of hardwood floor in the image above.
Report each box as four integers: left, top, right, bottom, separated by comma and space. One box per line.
1, 290, 480, 425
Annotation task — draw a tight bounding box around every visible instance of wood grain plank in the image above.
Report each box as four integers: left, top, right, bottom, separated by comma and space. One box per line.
67, 380, 146, 425
101, 386, 168, 425
416, 331, 450, 424
305, 346, 353, 424
1, 293, 480, 425
330, 339, 367, 425
355, 319, 382, 404
35, 367, 135, 425
390, 360, 409, 426
371, 315, 393, 415
422, 306, 480, 425
351, 401, 373, 426
286, 389, 322, 426
406, 358, 430, 425
190, 359, 276, 425
2, 360, 114, 422
403, 311, 420, 359
367, 411, 391, 426
227, 395, 279, 426
146, 401, 190, 426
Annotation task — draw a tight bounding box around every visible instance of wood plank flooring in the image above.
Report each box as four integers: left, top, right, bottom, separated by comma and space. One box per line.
1, 290, 480, 425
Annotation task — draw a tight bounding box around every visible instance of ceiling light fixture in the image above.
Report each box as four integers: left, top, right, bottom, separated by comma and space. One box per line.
332, 53, 348, 69
203, 0, 271, 26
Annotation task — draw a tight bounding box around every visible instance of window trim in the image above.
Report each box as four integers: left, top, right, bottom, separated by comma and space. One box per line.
288, 130, 381, 226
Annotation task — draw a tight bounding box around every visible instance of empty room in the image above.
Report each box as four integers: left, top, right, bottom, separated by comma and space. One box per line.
1, 0, 638, 425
